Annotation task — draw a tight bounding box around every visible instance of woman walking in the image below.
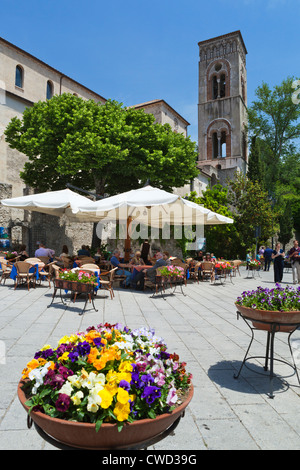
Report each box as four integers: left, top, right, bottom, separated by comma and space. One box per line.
272, 242, 285, 283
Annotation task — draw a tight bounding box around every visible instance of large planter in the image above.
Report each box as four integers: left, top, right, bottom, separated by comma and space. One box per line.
235, 303, 300, 333
18, 381, 193, 450
54, 278, 94, 293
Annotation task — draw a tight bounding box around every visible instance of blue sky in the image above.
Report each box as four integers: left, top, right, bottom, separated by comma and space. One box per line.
1, 0, 299, 142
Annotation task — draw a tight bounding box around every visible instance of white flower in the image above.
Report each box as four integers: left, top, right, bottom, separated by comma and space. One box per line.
87, 389, 102, 413
59, 381, 73, 396
71, 391, 84, 405
28, 361, 52, 394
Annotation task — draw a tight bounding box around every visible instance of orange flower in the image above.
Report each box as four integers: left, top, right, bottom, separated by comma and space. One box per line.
87, 347, 99, 364
22, 358, 45, 379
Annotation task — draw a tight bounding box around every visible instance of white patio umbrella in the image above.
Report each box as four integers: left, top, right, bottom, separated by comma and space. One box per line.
1, 188, 93, 218
70, 185, 234, 226
69, 185, 233, 260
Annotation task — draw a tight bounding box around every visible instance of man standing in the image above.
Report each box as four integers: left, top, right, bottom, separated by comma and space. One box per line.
288, 240, 300, 284
263, 246, 273, 272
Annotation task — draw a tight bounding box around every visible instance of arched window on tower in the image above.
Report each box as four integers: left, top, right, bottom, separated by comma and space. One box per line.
15, 65, 23, 88
212, 132, 218, 158
220, 74, 226, 98
221, 131, 227, 157
212, 76, 218, 100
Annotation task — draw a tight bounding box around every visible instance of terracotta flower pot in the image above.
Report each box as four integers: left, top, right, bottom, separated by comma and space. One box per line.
235, 303, 300, 333
18, 381, 194, 450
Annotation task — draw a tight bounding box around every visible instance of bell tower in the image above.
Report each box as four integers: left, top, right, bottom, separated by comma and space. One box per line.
197, 31, 248, 185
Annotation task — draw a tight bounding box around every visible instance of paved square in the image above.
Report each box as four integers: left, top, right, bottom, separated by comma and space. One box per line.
1, 266, 299, 450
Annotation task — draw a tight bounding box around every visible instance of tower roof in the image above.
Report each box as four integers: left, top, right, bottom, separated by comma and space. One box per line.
198, 30, 247, 55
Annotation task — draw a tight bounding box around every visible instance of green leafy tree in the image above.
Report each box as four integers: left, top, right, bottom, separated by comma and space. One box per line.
247, 135, 264, 187
247, 76, 300, 191
5, 94, 198, 196
187, 185, 241, 259
227, 173, 276, 251
278, 203, 294, 250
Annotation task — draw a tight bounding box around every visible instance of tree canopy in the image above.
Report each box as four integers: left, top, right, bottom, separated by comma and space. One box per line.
5, 94, 198, 196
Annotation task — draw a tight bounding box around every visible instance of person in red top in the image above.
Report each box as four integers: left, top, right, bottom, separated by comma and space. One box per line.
288, 240, 300, 284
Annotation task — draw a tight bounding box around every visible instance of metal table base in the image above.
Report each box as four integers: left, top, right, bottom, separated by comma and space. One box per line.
234, 311, 300, 398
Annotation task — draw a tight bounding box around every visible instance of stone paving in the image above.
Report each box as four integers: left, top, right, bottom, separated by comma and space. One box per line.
0, 266, 300, 450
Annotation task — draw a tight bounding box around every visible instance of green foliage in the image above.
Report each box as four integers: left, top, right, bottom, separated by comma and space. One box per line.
247, 76, 300, 237
5, 94, 198, 196
187, 185, 241, 259
227, 173, 276, 250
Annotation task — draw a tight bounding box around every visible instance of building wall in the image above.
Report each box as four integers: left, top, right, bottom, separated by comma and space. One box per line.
0, 37, 106, 254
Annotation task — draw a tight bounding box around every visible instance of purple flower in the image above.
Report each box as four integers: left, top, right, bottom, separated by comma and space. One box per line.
140, 374, 155, 387
93, 337, 104, 348
55, 393, 71, 412
44, 370, 65, 389
34, 348, 54, 360
119, 380, 130, 391
141, 385, 161, 404
57, 365, 73, 379
76, 341, 91, 356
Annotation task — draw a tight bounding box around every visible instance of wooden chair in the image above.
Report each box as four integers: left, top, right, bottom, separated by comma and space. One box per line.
99, 267, 118, 299
37, 256, 50, 266
14, 261, 36, 290
188, 260, 201, 284
77, 257, 95, 265
80, 263, 100, 274
232, 260, 242, 277
200, 261, 215, 282
0, 258, 12, 285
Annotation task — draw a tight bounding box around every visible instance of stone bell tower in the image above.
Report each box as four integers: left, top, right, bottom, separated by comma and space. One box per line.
197, 31, 248, 186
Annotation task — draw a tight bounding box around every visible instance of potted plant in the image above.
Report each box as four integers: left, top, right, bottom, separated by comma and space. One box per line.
55, 269, 97, 292
18, 323, 193, 449
158, 265, 185, 282
248, 259, 261, 270
235, 284, 300, 332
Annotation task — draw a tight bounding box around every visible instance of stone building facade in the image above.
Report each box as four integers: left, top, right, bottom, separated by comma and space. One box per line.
0, 36, 200, 255
197, 31, 248, 186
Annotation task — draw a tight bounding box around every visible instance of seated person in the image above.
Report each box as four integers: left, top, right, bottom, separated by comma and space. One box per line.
55, 245, 70, 267
130, 250, 145, 266
18, 244, 29, 261
162, 251, 171, 266
110, 249, 132, 287
78, 245, 91, 257
203, 253, 215, 264
194, 250, 203, 262
134, 251, 167, 290
35, 242, 55, 259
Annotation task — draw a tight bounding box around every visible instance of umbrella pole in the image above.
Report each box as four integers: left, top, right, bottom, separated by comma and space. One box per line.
124, 216, 132, 262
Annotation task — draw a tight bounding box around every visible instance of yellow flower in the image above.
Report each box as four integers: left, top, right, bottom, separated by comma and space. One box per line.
58, 352, 69, 362
117, 371, 132, 384
117, 387, 129, 405
58, 335, 70, 345
40, 344, 51, 351
113, 401, 130, 421
118, 361, 133, 373
98, 388, 114, 409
